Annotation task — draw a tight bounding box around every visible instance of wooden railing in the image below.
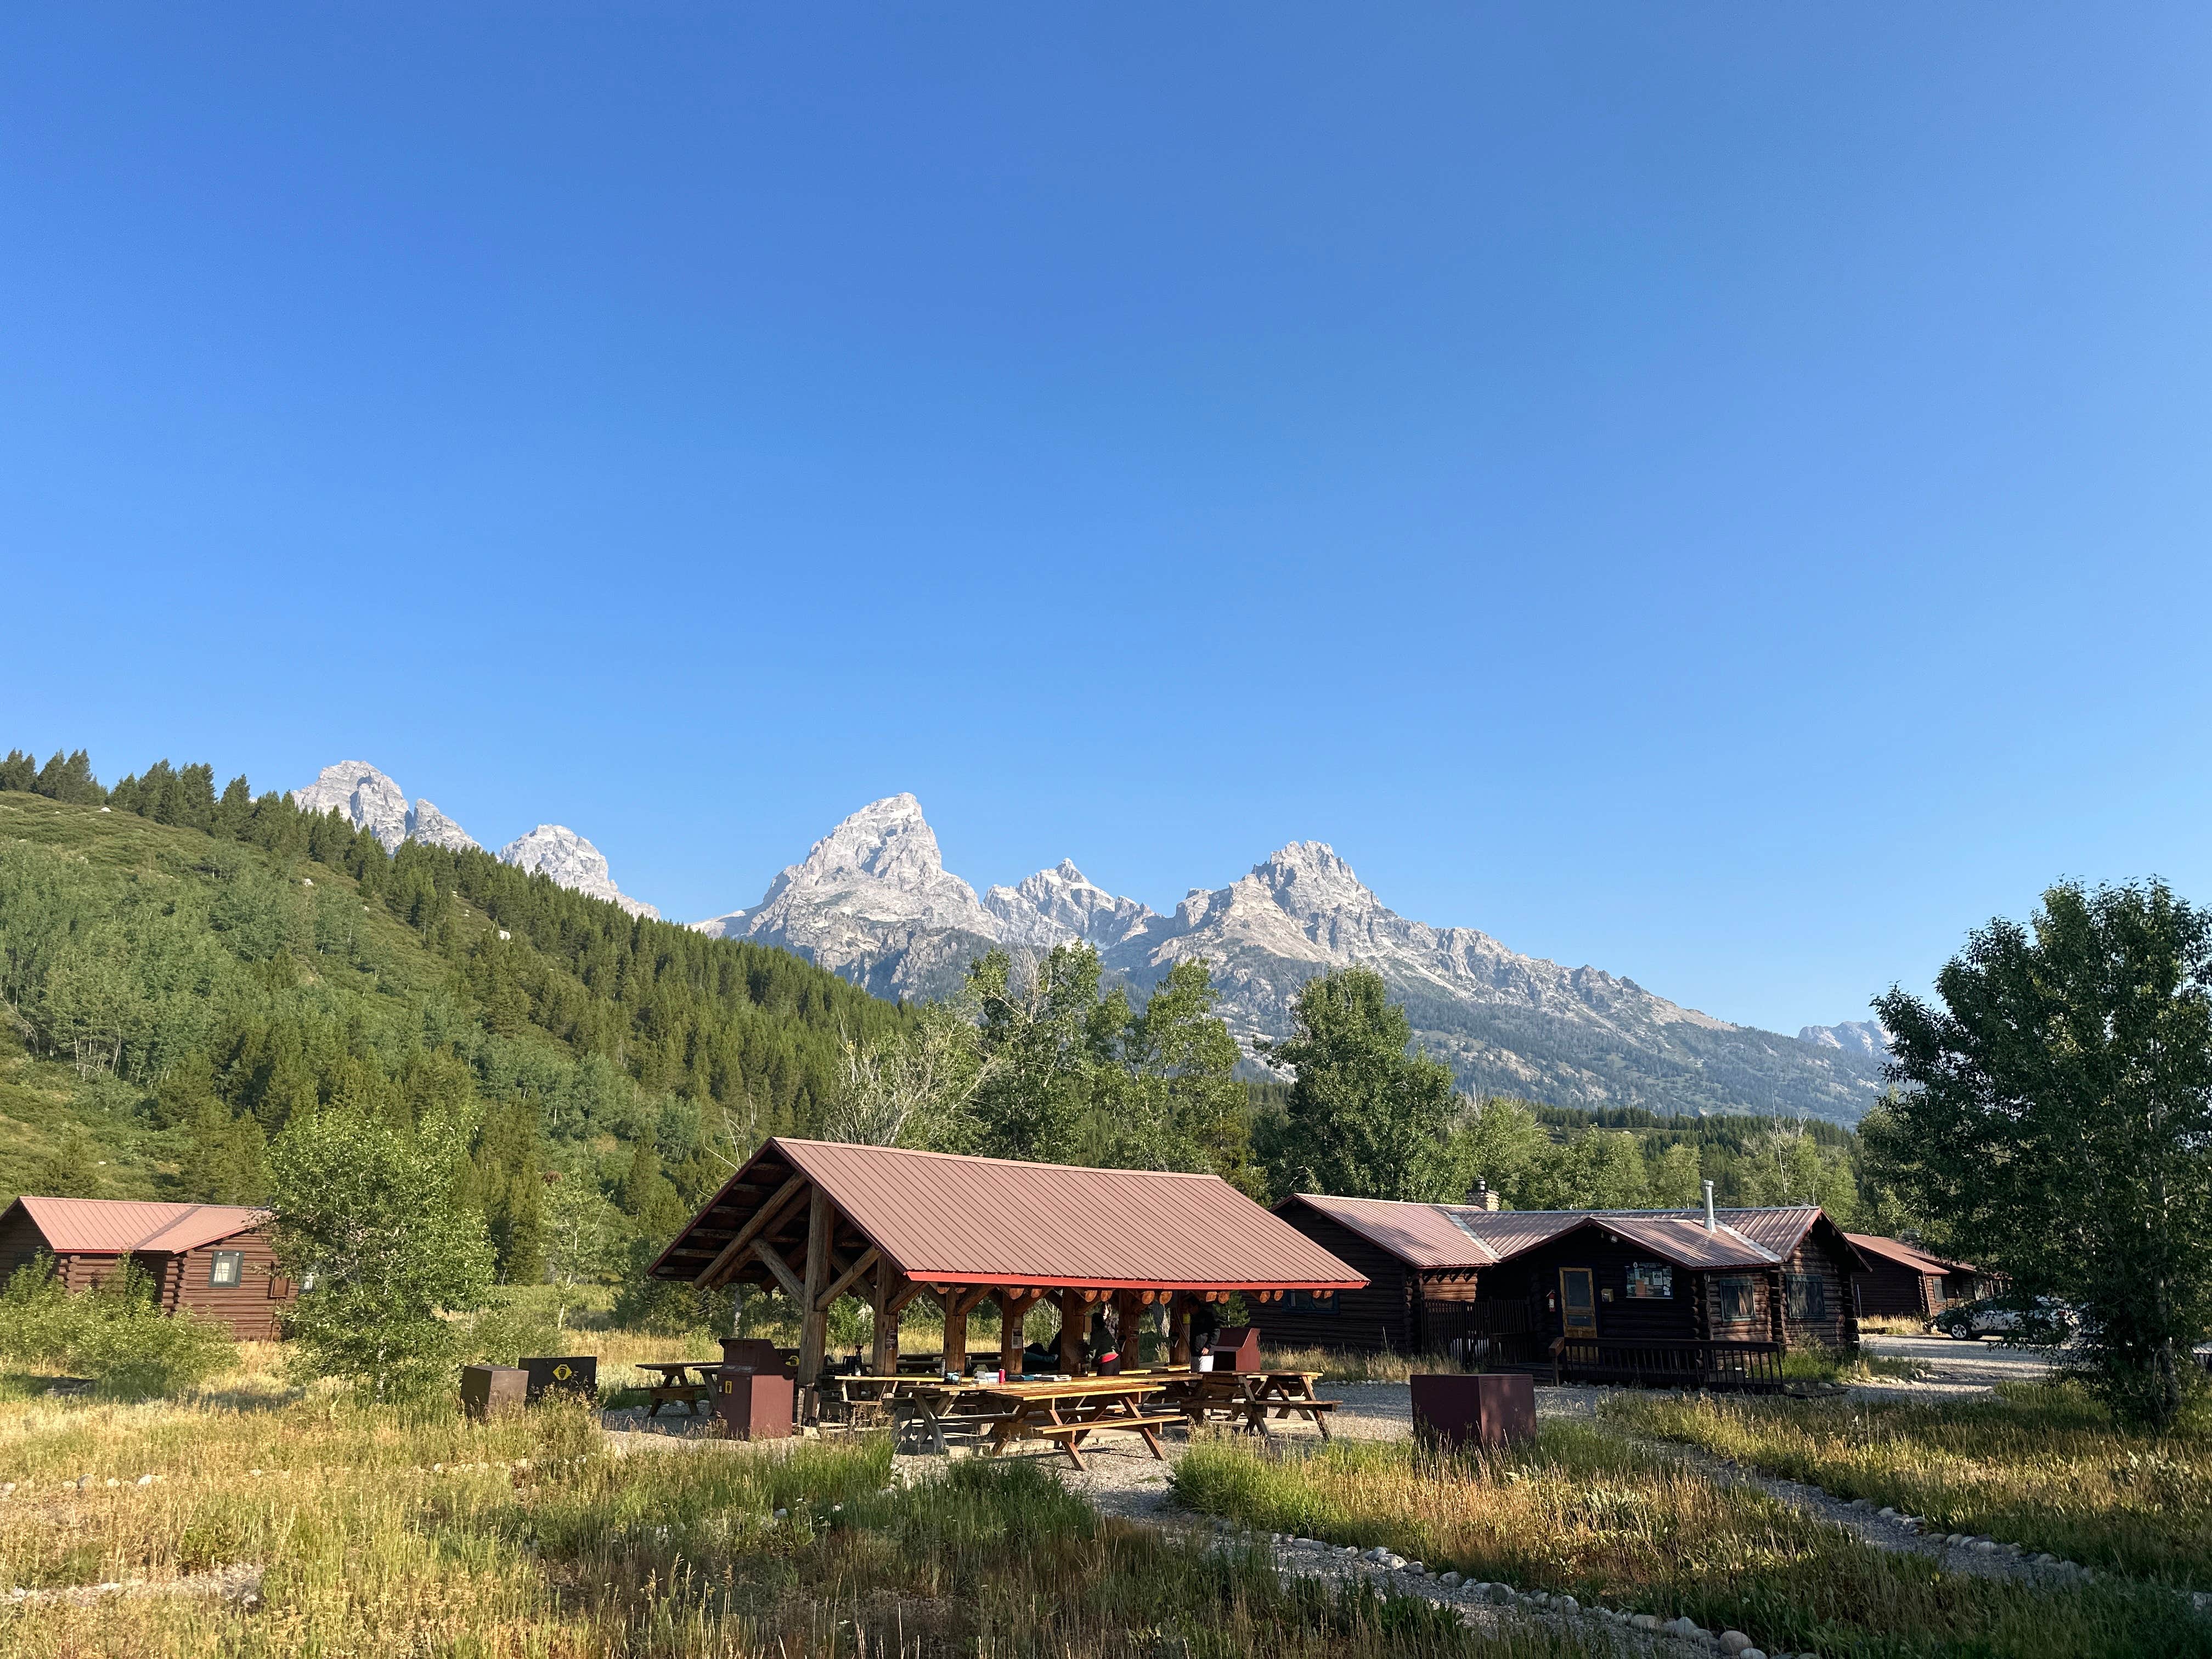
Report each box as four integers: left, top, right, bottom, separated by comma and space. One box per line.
1551, 1338, 1784, 1392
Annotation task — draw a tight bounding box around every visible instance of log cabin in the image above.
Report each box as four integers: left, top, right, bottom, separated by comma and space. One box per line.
1261, 1184, 1863, 1389
1845, 1232, 1983, 1321
0, 1196, 296, 1339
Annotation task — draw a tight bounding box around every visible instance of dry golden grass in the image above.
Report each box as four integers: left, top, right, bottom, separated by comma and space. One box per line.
1605, 1383, 2212, 1585
1172, 1426, 2212, 1658
1262, 1348, 1459, 1383
0, 1345, 1576, 1657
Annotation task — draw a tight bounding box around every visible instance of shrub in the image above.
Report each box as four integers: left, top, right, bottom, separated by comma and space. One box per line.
0, 1256, 234, 1398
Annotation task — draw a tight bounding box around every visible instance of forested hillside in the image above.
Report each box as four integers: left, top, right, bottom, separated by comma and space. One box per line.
0, 749, 907, 1282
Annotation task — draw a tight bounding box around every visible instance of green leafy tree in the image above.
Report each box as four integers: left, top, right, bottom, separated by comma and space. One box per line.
823, 1001, 990, 1149
1873, 879, 2212, 1427
1648, 1141, 1706, 1207
1736, 1121, 1857, 1218
542, 1170, 631, 1328
1108, 957, 1253, 1185
267, 1098, 494, 1397
960, 946, 1122, 1164
1259, 967, 1462, 1201
1455, 1097, 1547, 1203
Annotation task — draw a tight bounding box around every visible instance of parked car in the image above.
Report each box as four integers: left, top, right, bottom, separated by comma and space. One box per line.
1933, 1296, 2075, 1344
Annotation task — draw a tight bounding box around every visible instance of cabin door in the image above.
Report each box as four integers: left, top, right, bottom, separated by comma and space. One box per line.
1559, 1268, 1597, 1336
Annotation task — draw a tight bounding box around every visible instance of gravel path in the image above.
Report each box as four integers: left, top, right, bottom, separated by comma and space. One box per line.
1847, 1336, 2059, 1403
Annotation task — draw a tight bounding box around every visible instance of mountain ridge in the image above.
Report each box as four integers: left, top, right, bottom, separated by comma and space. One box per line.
692, 795, 1889, 1123
291, 760, 658, 919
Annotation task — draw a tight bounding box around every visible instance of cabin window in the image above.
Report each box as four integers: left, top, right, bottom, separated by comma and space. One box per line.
208, 1251, 244, 1289
1786, 1274, 1827, 1321
1713, 1276, 1759, 1325
1289, 1290, 1338, 1315
1624, 1263, 1673, 1299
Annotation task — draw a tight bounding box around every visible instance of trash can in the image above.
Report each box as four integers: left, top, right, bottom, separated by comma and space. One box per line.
460, 1365, 529, 1420
1409, 1373, 1535, 1451
519, 1355, 599, 1403
714, 1365, 794, 1441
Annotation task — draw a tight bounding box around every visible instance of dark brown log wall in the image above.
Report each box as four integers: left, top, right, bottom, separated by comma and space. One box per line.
1253, 1208, 1417, 1354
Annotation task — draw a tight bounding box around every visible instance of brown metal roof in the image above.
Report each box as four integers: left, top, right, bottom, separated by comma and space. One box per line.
8, 1197, 270, 1255
1288, 1193, 1579, 1268
1847, 1232, 1973, 1277
658, 1139, 1367, 1292
1288, 1195, 1829, 1273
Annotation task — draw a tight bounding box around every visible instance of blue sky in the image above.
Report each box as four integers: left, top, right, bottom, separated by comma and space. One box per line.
7, 7, 2211, 1036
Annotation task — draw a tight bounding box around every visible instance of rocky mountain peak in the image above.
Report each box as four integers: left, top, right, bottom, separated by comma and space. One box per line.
410, 798, 479, 853
293, 759, 654, 917
783, 793, 950, 895
499, 825, 659, 921
983, 857, 1156, 949
684, 794, 1891, 1122
1250, 840, 1384, 923
292, 761, 411, 852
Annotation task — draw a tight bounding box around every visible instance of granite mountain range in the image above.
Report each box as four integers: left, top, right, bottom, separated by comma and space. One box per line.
696, 794, 1891, 1124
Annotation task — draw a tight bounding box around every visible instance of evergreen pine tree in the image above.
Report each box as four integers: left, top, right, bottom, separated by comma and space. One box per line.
176, 764, 217, 831
29, 1126, 103, 1198
0, 749, 36, 792
214, 775, 253, 837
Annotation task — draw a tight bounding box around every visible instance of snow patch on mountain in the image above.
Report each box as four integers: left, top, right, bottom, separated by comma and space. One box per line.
1798, 1019, 1892, 1062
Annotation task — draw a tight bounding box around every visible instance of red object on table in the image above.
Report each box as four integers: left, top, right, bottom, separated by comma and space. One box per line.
714, 1368, 794, 1440
1208, 1327, 1262, 1373
1409, 1373, 1535, 1451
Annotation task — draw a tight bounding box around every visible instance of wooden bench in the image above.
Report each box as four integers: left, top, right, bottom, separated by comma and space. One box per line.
1255, 1396, 1340, 1438
1026, 1410, 1186, 1466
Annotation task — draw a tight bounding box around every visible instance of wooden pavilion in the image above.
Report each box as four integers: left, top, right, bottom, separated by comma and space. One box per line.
649, 1138, 1368, 1397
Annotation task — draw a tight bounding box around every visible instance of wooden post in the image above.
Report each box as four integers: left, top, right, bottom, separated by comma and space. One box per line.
796, 1186, 831, 1392
1111, 1290, 1143, 1367
997, 1290, 1031, 1378
1058, 1288, 1087, 1374
941, 1287, 969, 1378
1169, 1294, 1192, 1367
871, 1257, 899, 1376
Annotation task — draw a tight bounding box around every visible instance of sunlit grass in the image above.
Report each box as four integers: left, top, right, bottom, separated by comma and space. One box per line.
0, 1372, 1590, 1656
1171, 1424, 2211, 1658
1604, 1382, 2212, 1585
1262, 1348, 1460, 1383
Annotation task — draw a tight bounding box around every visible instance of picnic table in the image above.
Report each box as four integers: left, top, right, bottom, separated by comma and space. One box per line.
972, 1378, 1183, 1471
841, 1375, 1015, 1452
636, 1360, 718, 1418
1162, 1369, 1339, 1439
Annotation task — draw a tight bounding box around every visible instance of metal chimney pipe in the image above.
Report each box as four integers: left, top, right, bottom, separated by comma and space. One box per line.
1702, 1180, 1717, 1232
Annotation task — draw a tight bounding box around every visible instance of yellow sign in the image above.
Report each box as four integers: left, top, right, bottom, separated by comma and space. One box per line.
552, 1364, 573, 1381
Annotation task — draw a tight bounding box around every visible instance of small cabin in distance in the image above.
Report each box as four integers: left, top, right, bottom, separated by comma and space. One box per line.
0, 1196, 296, 1340
1846, 1232, 1985, 1321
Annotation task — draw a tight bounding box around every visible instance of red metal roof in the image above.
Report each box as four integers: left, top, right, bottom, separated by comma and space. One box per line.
1847, 1232, 1973, 1277
9, 1196, 270, 1255
1289, 1195, 1827, 1273
668, 1139, 1368, 1291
